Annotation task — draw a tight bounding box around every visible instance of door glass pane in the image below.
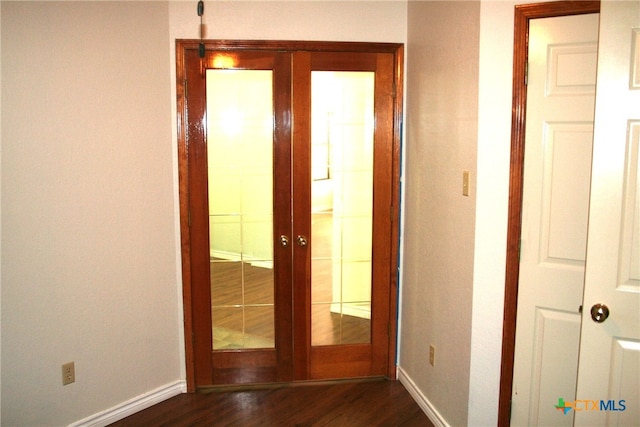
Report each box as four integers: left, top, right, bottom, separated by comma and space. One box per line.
207, 69, 275, 350
311, 71, 374, 346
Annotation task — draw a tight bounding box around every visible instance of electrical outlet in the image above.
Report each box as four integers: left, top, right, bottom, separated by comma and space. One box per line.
429, 345, 436, 367
62, 362, 75, 386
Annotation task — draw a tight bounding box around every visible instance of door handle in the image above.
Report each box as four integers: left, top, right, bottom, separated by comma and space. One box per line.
296, 235, 308, 247
590, 303, 610, 323
279, 235, 290, 247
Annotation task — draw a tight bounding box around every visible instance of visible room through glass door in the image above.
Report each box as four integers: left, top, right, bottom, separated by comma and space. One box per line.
176, 41, 404, 388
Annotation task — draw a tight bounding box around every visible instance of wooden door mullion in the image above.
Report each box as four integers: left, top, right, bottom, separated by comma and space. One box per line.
291, 51, 313, 381
273, 51, 295, 382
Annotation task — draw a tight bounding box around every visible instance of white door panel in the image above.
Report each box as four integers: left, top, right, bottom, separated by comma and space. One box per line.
511, 13, 599, 426
528, 307, 581, 426
575, 2, 640, 426
542, 122, 593, 265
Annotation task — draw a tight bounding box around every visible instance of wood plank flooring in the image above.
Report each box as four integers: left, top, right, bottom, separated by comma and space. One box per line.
108, 379, 434, 427
210, 211, 371, 351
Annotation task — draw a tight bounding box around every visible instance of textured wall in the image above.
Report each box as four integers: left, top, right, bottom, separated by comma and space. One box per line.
401, 2, 480, 426
1, 2, 180, 425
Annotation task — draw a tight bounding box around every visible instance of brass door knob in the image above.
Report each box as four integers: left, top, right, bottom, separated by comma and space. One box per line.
296, 235, 308, 247
590, 303, 610, 323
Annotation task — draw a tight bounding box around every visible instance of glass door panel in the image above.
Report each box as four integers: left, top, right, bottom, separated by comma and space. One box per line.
206, 69, 275, 350
310, 71, 374, 346
179, 43, 400, 386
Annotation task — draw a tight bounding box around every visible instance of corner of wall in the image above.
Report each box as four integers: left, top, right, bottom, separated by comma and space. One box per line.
467, 1, 517, 425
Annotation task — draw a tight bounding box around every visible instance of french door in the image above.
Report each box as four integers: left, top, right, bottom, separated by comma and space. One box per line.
177, 41, 403, 388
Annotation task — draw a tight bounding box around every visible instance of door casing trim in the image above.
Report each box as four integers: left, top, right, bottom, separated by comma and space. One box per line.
498, 2, 600, 425
176, 40, 404, 392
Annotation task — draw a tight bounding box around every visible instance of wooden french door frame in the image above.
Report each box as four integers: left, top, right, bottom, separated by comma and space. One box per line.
176, 40, 404, 392
497, 2, 600, 425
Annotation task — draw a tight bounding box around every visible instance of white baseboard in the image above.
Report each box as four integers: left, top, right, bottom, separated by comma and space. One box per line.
397, 366, 450, 427
69, 380, 187, 427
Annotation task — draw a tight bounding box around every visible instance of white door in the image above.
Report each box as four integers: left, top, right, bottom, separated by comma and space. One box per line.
574, 1, 640, 425
511, 13, 599, 426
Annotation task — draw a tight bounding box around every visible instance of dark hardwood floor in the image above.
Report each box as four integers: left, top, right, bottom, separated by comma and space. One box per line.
108, 379, 434, 427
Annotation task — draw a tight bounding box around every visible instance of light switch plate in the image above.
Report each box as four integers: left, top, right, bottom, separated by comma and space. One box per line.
462, 171, 470, 196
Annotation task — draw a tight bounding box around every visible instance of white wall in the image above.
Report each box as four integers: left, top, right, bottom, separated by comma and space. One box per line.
467, 3, 514, 423
401, 2, 480, 426
1, 2, 182, 425
169, 0, 408, 43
